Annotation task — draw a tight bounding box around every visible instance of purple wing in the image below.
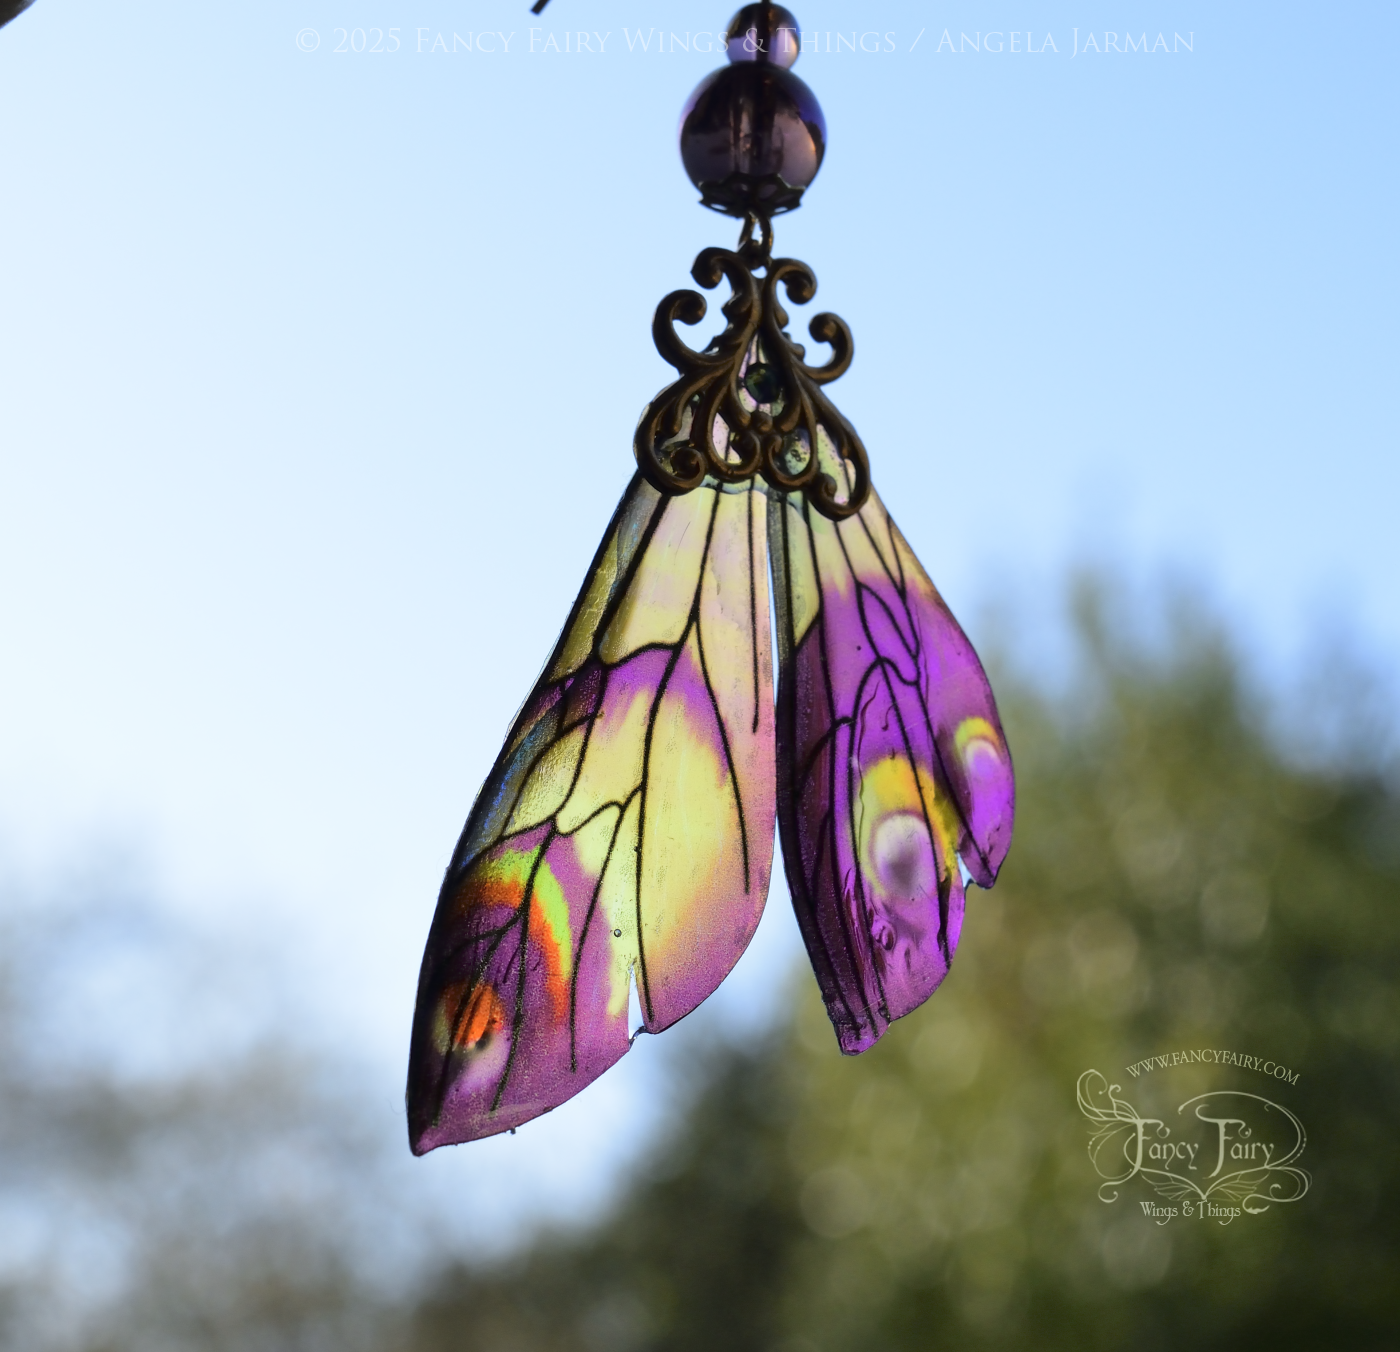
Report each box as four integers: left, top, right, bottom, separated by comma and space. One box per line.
769, 475, 1015, 1054
408, 474, 776, 1149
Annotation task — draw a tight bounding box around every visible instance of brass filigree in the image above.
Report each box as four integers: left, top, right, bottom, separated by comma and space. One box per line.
633, 213, 871, 520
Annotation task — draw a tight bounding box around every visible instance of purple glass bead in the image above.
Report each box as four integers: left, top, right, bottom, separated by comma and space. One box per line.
678, 59, 825, 215
725, 4, 800, 68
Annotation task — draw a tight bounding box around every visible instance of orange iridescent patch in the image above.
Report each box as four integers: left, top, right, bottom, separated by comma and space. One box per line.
435, 980, 507, 1057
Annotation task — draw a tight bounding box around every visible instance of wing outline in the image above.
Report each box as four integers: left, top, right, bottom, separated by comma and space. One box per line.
408, 473, 776, 1149
770, 445, 1015, 1054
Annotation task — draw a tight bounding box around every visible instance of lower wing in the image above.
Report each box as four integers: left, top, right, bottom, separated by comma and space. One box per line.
770, 473, 1015, 1054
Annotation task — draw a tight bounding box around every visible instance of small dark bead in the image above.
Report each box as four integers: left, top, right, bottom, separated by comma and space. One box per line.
725, 4, 800, 68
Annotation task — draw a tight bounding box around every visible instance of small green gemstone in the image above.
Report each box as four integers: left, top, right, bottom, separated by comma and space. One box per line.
743, 363, 781, 405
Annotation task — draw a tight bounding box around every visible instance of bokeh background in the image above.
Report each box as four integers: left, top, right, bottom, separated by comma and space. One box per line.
1, 0, 1396, 1347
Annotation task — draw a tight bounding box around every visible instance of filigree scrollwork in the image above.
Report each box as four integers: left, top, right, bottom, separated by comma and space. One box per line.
633, 214, 871, 520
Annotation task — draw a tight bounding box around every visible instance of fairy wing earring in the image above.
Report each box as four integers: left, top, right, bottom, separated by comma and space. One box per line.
407, 4, 1015, 1152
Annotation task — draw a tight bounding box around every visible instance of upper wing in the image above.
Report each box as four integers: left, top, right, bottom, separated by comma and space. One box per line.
769, 460, 1015, 1055
408, 474, 776, 1150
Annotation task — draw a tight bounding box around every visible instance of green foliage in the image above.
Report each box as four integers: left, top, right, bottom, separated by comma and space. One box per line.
0, 902, 400, 1352
775, 601, 1400, 1350
412, 600, 1400, 1350
410, 1043, 804, 1352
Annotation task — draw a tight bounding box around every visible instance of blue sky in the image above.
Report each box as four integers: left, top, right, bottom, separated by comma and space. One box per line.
1, 0, 1395, 1240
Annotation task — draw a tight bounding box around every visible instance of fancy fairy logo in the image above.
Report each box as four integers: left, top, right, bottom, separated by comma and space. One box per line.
1076, 1064, 1311, 1225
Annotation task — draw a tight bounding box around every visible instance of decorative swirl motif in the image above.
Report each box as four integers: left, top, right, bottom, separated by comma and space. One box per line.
634, 215, 871, 520
1076, 1071, 1312, 1217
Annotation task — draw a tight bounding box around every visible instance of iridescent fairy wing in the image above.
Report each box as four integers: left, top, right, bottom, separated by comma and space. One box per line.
408, 473, 775, 1150
769, 453, 1015, 1055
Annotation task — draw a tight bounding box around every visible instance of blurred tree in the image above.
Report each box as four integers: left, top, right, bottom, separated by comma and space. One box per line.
0, 895, 401, 1351
774, 587, 1400, 1350
408, 1038, 803, 1352
409, 588, 1400, 1351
